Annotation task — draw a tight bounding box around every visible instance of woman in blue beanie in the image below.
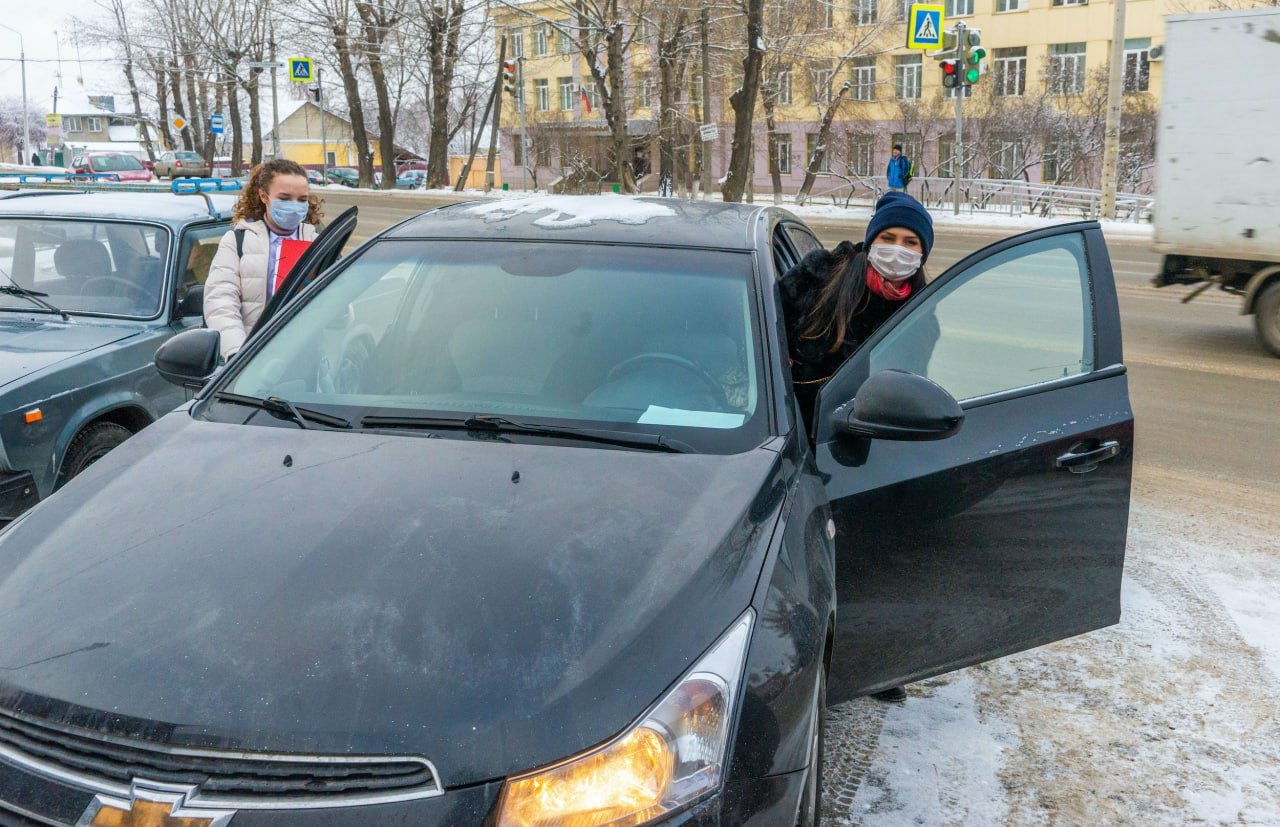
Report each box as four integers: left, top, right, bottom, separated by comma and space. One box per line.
780, 190, 934, 429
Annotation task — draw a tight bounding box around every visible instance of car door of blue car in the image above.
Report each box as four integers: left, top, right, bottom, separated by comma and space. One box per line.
815, 222, 1133, 701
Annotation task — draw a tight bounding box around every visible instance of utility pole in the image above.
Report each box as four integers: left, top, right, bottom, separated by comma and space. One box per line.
269, 32, 281, 158
518, 57, 527, 192
1100, 0, 1127, 219
953, 22, 966, 217
319, 66, 328, 182
700, 7, 713, 200
484, 38, 508, 193
0, 25, 31, 164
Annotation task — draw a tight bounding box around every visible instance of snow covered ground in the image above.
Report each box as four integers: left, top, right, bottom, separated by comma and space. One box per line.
821, 470, 1280, 825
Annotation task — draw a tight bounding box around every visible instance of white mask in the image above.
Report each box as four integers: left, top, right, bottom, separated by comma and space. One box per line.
867, 243, 922, 282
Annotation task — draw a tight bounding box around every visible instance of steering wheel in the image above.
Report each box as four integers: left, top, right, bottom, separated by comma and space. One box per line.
81, 276, 151, 302
604, 352, 730, 411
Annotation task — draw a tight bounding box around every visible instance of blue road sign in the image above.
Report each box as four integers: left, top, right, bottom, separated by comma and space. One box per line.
907, 4, 946, 50
210, 114, 225, 135
289, 57, 315, 83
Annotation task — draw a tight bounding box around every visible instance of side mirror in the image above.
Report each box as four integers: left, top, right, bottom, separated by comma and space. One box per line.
156, 328, 220, 388
839, 369, 964, 441
178, 284, 205, 319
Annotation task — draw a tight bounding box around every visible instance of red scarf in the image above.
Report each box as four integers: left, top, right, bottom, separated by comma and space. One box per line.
866, 265, 912, 301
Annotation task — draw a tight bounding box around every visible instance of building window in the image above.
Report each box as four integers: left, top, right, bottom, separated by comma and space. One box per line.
636, 76, 653, 109
1124, 38, 1151, 93
1048, 42, 1086, 95
559, 77, 575, 110
326, 150, 337, 167
898, 0, 914, 20
847, 133, 875, 176
510, 30, 524, 58
812, 0, 834, 28
64, 116, 82, 132
811, 63, 834, 104
775, 136, 792, 175
585, 81, 601, 110
850, 57, 876, 102
634, 18, 650, 43
775, 69, 793, 106
85, 117, 103, 133
993, 47, 1027, 96
895, 54, 922, 100
805, 133, 831, 173
534, 27, 549, 56
944, 82, 974, 99
535, 78, 550, 111
996, 0, 1026, 11
891, 132, 922, 169
988, 135, 1024, 178
947, 0, 974, 16
1052, 0, 1087, 6
535, 138, 552, 167
1042, 139, 1074, 181
558, 28, 572, 55
851, 0, 877, 25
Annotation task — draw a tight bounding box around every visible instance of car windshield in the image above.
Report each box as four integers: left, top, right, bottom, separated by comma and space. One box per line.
0, 218, 169, 317
92, 155, 144, 172
175, 152, 202, 161
221, 240, 767, 452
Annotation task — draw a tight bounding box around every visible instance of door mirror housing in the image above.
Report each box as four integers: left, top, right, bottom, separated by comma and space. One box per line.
177, 284, 205, 319
156, 328, 220, 388
839, 369, 964, 441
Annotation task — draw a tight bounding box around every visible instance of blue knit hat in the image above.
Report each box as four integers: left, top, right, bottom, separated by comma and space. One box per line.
865, 191, 934, 263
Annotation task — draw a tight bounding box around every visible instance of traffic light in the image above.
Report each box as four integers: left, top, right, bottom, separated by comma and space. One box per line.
941, 60, 960, 89
966, 47, 986, 84
502, 61, 518, 97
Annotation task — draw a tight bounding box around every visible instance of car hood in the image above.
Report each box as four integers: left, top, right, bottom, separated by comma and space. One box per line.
0, 413, 785, 787
0, 317, 138, 389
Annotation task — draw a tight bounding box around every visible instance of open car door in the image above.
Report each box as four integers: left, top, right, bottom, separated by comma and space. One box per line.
816, 222, 1133, 702
251, 205, 358, 336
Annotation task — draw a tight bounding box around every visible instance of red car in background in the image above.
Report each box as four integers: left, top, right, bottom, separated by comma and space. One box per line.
67, 152, 154, 183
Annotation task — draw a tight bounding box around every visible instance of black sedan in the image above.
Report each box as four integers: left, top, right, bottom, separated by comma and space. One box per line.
0, 197, 1133, 825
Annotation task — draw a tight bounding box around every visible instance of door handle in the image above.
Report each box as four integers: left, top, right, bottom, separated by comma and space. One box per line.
1056, 441, 1121, 473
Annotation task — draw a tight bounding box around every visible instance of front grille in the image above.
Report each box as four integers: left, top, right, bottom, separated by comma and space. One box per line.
0, 707, 441, 806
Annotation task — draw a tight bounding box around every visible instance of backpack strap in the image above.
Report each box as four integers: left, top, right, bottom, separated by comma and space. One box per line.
234, 228, 246, 259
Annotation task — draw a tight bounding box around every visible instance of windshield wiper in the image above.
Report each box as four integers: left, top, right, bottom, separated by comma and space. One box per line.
213, 391, 353, 430
0, 283, 70, 321
358, 413, 693, 453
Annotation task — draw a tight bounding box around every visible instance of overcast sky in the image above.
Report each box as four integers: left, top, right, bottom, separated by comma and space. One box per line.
0, 1, 120, 114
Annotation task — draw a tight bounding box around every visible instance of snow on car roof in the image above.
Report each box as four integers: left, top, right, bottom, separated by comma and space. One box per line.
0, 191, 237, 223
390, 195, 773, 250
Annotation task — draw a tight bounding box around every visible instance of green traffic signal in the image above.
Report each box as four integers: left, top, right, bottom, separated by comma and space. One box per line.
969, 47, 986, 65
966, 68, 981, 83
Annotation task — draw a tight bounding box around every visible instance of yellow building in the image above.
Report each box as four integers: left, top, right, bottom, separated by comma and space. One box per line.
491, 0, 1238, 193
266, 101, 391, 170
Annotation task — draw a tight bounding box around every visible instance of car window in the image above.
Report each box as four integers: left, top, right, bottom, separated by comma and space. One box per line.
771, 226, 799, 277
868, 232, 1095, 402
785, 225, 822, 258
176, 223, 230, 300
0, 218, 170, 318
176, 152, 203, 162
223, 241, 768, 453
92, 155, 145, 172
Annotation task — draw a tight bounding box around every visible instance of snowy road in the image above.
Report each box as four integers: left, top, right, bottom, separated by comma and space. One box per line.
822, 470, 1280, 825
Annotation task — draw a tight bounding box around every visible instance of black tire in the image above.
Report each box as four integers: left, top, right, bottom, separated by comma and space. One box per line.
58, 422, 132, 488
1254, 280, 1280, 358
796, 667, 827, 827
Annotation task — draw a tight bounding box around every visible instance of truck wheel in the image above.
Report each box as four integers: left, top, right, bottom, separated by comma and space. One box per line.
1255, 281, 1280, 358
58, 422, 132, 488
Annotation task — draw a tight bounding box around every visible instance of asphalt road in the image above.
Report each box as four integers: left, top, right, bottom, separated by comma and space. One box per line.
319, 188, 1280, 502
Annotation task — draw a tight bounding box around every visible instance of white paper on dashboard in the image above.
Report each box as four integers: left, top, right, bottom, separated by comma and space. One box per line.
637, 406, 746, 429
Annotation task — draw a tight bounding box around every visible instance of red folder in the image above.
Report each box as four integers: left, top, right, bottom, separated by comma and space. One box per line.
274, 239, 312, 292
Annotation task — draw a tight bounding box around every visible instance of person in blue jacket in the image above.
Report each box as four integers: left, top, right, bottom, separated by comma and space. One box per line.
886, 144, 912, 192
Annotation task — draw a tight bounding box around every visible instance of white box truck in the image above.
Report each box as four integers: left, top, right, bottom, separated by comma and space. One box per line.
1152, 7, 1280, 356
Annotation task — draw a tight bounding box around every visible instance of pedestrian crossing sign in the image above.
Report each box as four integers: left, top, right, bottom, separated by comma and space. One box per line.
907, 4, 946, 50
288, 57, 315, 83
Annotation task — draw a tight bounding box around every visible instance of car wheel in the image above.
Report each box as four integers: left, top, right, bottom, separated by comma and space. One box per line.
58, 422, 132, 488
1254, 280, 1280, 358
795, 666, 827, 827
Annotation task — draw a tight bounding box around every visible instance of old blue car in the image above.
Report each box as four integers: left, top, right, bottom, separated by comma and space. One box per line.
0, 189, 235, 517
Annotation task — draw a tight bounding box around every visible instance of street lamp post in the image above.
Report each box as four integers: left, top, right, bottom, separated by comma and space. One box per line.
0, 24, 31, 165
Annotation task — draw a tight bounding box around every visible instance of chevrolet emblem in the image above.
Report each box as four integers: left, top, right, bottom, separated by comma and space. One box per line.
77, 781, 235, 827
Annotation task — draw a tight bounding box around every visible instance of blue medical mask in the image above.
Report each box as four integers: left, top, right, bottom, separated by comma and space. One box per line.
268, 199, 309, 232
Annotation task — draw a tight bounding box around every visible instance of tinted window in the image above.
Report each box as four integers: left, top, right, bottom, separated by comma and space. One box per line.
870, 233, 1094, 401
785, 225, 822, 258
176, 152, 203, 161
0, 219, 170, 318
176, 223, 230, 300
91, 155, 145, 172
223, 241, 767, 453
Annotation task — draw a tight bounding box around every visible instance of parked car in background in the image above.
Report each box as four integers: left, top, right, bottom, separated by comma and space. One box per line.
154, 150, 212, 180
0, 188, 234, 518
67, 153, 153, 183
306, 168, 325, 186
0, 198, 1134, 825
325, 167, 360, 187
396, 169, 428, 190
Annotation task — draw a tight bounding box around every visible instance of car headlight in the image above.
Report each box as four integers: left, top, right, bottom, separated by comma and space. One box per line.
497, 610, 755, 827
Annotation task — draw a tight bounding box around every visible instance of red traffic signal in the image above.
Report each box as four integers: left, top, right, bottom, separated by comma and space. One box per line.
941, 59, 960, 89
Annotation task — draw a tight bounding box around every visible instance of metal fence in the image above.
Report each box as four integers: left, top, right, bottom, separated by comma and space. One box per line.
804, 174, 1154, 223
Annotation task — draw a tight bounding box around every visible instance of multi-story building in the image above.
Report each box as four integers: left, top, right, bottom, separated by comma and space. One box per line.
491, 0, 1234, 195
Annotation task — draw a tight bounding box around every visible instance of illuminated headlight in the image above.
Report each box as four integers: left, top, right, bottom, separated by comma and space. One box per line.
497, 610, 755, 827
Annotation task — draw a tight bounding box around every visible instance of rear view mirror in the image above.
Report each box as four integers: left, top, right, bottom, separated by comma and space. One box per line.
156, 328, 220, 388
178, 284, 204, 319
840, 369, 963, 441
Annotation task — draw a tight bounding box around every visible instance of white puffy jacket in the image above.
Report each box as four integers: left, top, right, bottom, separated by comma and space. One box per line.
204, 218, 319, 359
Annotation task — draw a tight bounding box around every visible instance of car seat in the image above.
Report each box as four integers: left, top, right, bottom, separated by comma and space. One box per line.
53, 240, 112, 278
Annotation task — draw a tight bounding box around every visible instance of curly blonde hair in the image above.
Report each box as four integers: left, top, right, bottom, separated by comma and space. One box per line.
233, 159, 324, 225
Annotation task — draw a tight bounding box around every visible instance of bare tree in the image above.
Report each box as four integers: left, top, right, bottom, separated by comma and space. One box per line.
355, 0, 409, 187
721, 0, 765, 203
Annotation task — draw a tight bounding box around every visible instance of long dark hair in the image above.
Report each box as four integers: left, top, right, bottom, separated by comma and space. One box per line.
801, 243, 926, 351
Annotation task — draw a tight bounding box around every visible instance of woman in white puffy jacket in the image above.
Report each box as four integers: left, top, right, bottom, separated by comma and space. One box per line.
204, 159, 322, 359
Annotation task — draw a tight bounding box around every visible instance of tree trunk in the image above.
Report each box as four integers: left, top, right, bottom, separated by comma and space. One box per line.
426, 0, 464, 189
483, 37, 507, 192
227, 79, 244, 176
655, 11, 686, 198
168, 68, 191, 151
184, 56, 205, 157
366, 50, 398, 188
456, 65, 498, 192
576, 0, 635, 193
333, 28, 376, 187
722, 0, 766, 203
795, 90, 848, 205
764, 105, 783, 205
245, 73, 263, 168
